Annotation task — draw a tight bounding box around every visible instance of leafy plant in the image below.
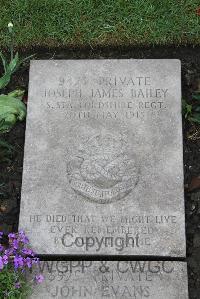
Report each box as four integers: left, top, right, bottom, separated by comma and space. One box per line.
0, 23, 33, 91
182, 99, 192, 119
0, 22, 34, 134
182, 93, 200, 124
0, 231, 44, 299
0, 90, 26, 134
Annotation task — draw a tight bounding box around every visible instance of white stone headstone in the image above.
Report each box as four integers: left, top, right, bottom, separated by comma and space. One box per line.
19, 60, 185, 256
28, 261, 188, 299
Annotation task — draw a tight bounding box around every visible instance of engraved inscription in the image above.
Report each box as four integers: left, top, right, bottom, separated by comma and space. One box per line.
28, 261, 188, 299
19, 60, 185, 257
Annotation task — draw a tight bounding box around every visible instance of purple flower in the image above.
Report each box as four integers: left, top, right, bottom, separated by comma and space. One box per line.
15, 282, 21, 289
5, 248, 13, 256
0, 255, 8, 270
14, 256, 24, 269
0, 257, 4, 270
22, 248, 35, 256
32, 257, 39, 264
2, 255, 8, 265
8, 233, 16, 239
18, 231, 29, 244
25, 257, 32, 268
35, 274, 44, 283
18, 230, 25, 236
0, 231, 41, 279
12, 239, 19, 250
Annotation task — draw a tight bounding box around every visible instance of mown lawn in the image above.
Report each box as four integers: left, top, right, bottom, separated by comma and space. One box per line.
0, 0, 199, 48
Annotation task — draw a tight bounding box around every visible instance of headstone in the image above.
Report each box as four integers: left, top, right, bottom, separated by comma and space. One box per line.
19, 59, 185, 256
29, 260, 188, 298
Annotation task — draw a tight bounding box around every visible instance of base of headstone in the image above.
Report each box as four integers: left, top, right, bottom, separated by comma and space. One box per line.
28, 260, 188, 298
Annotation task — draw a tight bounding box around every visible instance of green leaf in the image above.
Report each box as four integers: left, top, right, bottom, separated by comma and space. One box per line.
7, 52, 19, 74
193, 94, 200, 101
15, 54, 35, 72
182, 99, 192, 119
190, 113, 200, 124
186, 104, 192, 114
0, 92, 26, 133
0, 51, 8, 73
0, 72, 11, 89
0, 51, 34, 92
8, 89, 24, 100
20, 54, 35, 64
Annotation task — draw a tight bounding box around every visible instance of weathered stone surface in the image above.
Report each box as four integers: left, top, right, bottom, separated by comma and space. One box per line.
28, 261, 188, 298
19, 60, 185, 256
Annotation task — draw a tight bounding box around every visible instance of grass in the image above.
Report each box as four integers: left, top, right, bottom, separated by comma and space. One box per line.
0, 0, 199, 48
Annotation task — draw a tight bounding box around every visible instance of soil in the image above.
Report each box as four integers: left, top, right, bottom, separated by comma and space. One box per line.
0, 46, 200, 298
